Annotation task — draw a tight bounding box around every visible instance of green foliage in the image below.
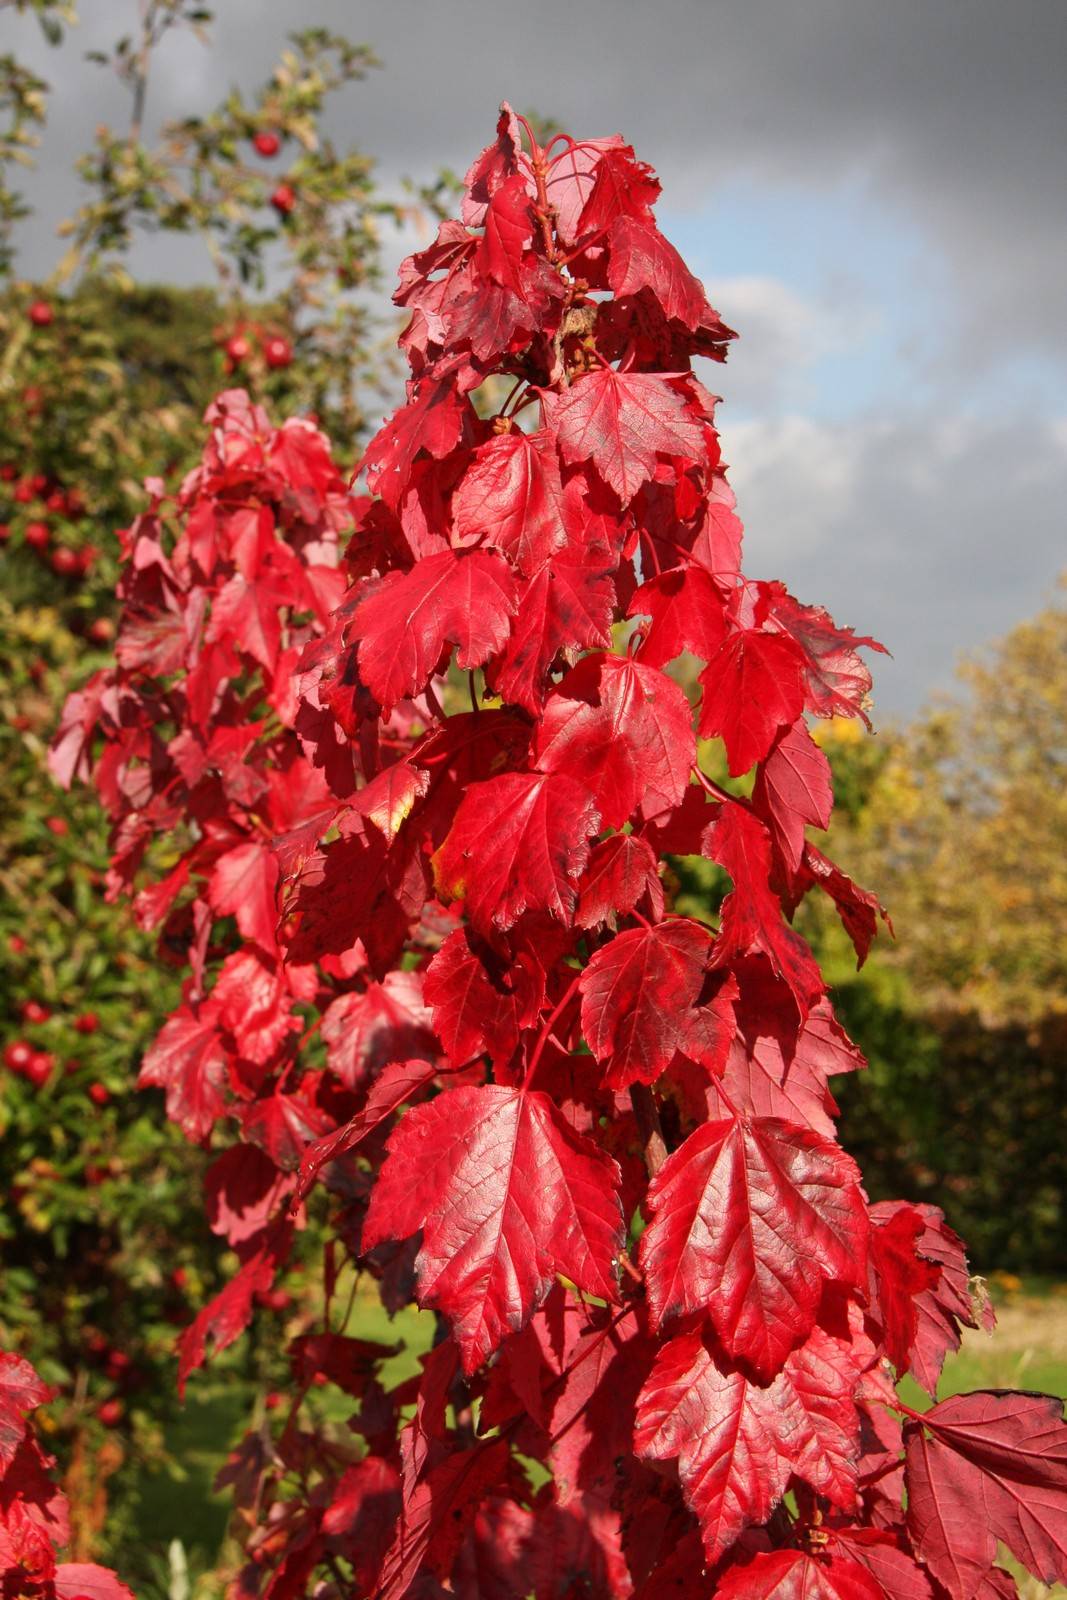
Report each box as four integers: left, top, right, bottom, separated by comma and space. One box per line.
0, 599, 223, 1561
789, 596, 1067, 1274
0, 2, 398, 1567
832, 980, 1067, 1273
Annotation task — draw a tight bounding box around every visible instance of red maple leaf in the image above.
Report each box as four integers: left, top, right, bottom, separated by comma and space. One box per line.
716, 1549, 883, 1599
207, 838, 280, 954
905, 1391, 1067, 1598
635, 1319, 873, 1561
699, 628, 807, 775
535, 653, 694, 827
752, 719, 834, 878
374, 1440, 509, 1600
361, 381, 470, 510
486, 557, 615, 715
548, 369, 708, 504
579, 918, 713, 1088
639, 1115, 868, 1378
321, 971, 436, 1089
53, 1565, 136, 1600
423, 927, 544, 1068
870, 1202, 992, 1397
705, 802, 824, 1015
451, 428, 574, 575
294, 1057, 439, 1204
433, 770, 600, 935
354, 548, 517, 712
138, 1003, 231, 1143
607, 216, 711, 330
575, 834, 664, 930
0, 1355, 51, 1473
363, 1085, 623, 1371
866, 1205, 943, 1377
178, 1221, 292, 1393
627, 563, 729, 669
758, 582, 887, 725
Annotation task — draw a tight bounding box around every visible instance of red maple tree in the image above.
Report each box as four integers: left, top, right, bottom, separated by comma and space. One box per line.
52, 107, 1067, 1598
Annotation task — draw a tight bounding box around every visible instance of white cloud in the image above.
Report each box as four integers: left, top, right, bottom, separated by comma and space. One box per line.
723, 414, 863, 557
704, 275, 875, 413
717, 409, 1067, 717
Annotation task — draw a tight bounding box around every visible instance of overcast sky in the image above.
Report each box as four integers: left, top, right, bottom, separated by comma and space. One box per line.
9, 0, 1067, 719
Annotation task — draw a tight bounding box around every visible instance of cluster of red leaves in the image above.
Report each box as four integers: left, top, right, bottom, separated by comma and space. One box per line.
0, 1349, 133, 1599
55, 108, 1067, 1599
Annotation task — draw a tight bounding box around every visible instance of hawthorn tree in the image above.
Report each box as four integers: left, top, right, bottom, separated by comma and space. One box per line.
54, 108, 1067, 1598
1, 6, 399, 1568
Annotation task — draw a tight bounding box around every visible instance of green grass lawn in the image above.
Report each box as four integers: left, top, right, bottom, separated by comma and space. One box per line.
124, 1280, 1067, 1598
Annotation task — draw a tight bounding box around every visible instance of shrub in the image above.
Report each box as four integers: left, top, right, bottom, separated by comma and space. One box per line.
1, 7, 396, 1568
56, 108, 1067, 1598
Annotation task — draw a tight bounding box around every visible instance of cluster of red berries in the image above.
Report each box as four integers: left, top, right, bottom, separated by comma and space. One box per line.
0, 465, 94, 575
3, 984, 106, 1096
250, 131, 297, 214
220, 325, 294, 372
3, 1038, 54, 1088
83, 1331, 142, 1425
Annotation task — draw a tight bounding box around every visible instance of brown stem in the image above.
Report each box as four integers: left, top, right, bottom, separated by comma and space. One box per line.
523, 971, 582, 1089
629, 1082, 668, 1176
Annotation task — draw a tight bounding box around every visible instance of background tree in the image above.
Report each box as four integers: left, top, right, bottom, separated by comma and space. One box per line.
801, 585, 1067, 1270
832, 579, 1067, 1023
0, 4, 399, 1581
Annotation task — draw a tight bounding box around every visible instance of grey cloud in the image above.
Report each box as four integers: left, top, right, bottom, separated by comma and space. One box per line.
10, 0, 1067, 365
724, 408, 1067, 717
6, 1, 1065, 717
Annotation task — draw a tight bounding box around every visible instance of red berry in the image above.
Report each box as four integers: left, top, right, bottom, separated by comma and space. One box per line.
88, 617, 115, 644
0, 525, 9, 543
170, 1266, 188, 1292
0, 465, 14, 481
13, 481, 34, 504
96, 1398, 123, 1427
45, 817, 69, 837
28, 300, 53, 327
50, 546, 79, 577
254, 1287, 292, 1312
76, 545, 96, 574
24, 521, 49, 551
64, 489, 86, 517
225, 333, 251, 364
3, 1040, 33, 1073
25, 1051, 54, 1087
74, 1012, 99, 1034
88, 1082, 110, 1106
264, 1390, 284, 1411
8, 934, 26, 954
45, 490, 66, 513
30, 474, 48, 494
253, 130, 281, 158
21, 385, 44, 416
270, 183, 296, 216
263, 335, 293, 369
106, 1350, 132, 1377
21, 1000, 50, 1025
